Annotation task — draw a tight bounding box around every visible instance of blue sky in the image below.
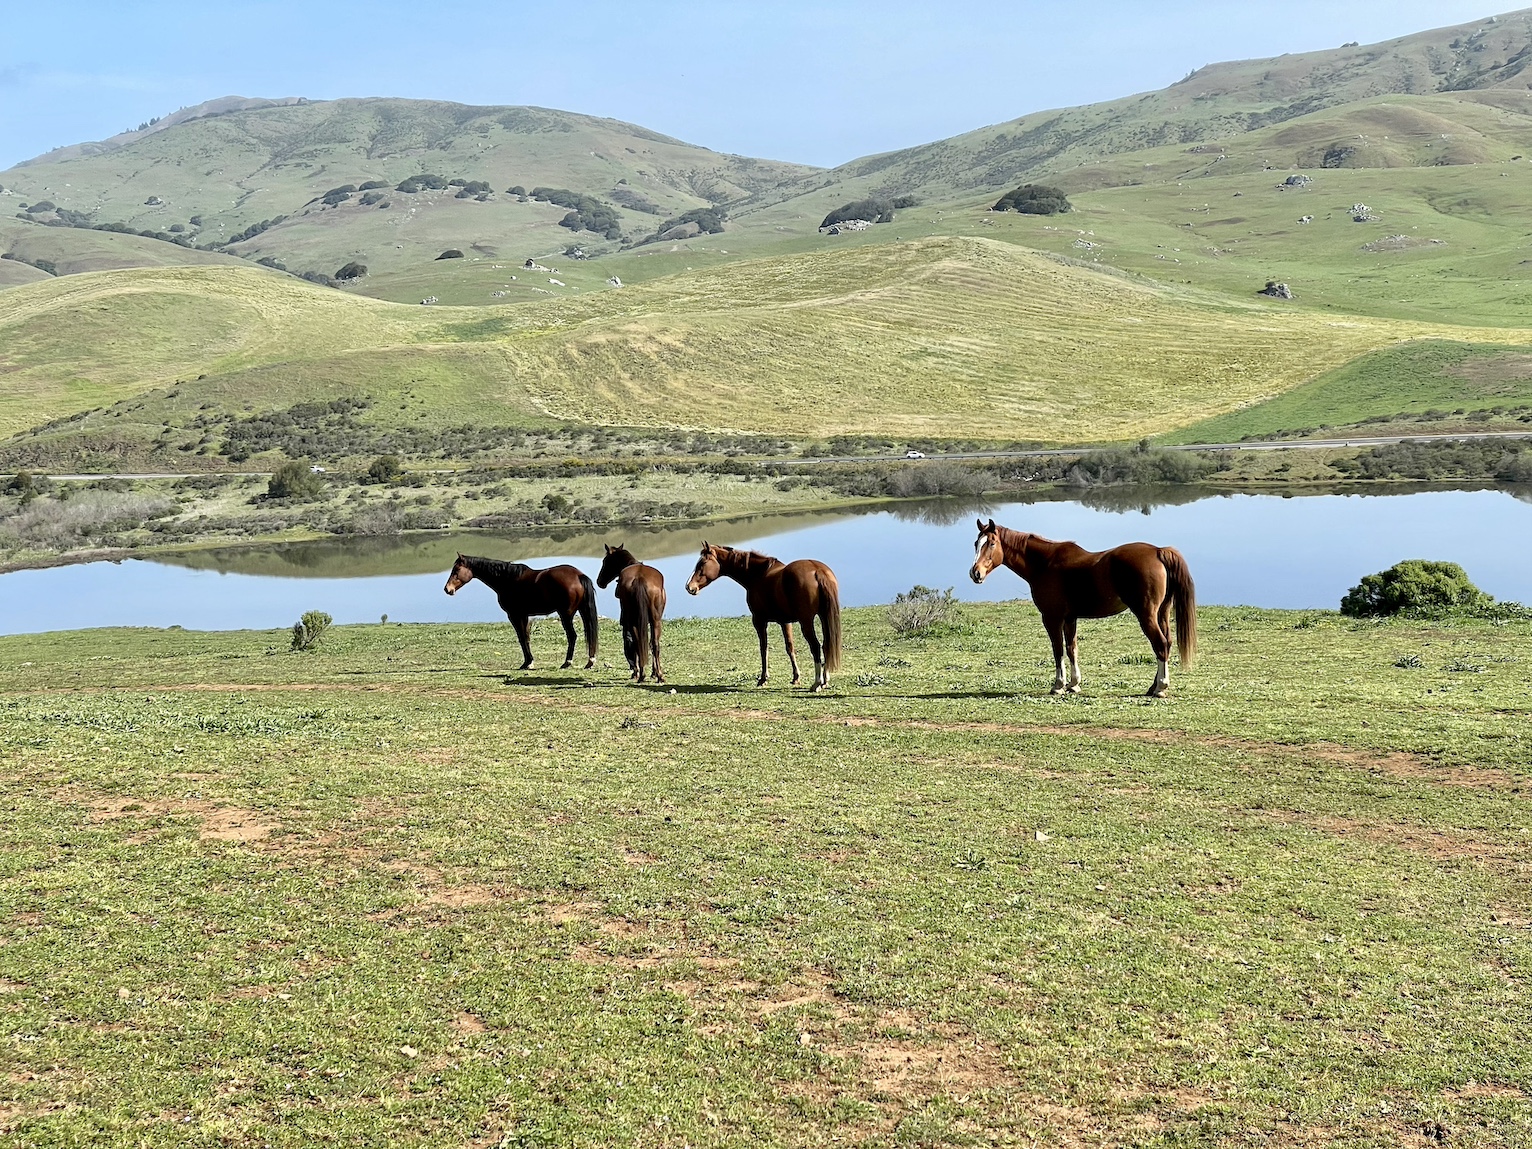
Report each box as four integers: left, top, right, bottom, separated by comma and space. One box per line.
0, 1, 1506, 170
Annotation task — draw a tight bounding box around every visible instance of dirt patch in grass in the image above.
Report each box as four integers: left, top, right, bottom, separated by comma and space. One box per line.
1446, 352, 1532, 385
82, 795, 280, 842
1298, 815, 1524, 863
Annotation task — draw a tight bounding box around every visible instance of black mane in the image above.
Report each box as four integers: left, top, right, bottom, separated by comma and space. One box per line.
462, 555, 530, 587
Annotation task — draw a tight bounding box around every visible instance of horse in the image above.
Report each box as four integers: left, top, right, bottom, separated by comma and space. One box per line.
443, 554, 598, 670
596, 543, 666, 683
968, 518, 1195, 697
685, 542, 842, 691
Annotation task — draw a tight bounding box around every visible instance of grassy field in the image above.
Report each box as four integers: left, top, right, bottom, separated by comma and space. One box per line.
11, 239, 1532, 448
1161, 342, 1532, 444
1, 604, 1528, 1146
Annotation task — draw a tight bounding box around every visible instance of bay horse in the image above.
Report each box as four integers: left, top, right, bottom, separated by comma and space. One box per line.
596, 543, 666, 683
685, 543, 842, 691
968, 519, 1195, 697
444, 554, 598, 670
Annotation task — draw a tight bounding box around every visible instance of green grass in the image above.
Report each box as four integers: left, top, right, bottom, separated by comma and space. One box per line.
1162, 340, 1532, 443
11, 239, 1529, 446
1, 605, 1529, 1146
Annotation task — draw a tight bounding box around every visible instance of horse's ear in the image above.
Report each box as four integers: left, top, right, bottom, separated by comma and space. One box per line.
604, 544, 612, 554
976, 518, 986, 532
986, 518, 997, 532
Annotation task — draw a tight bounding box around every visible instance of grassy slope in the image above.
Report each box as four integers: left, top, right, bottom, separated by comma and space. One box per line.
13, 239, 1532, 443
0, 217, 252, 278
1, 606, 1528, 1146
0, 99, 819, 285
1163, 340, 1532, 443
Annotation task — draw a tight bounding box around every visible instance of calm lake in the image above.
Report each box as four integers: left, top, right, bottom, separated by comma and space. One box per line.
2, 485, 1529, 635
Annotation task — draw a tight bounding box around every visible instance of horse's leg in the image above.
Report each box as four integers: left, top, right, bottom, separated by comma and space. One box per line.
1136, 602, 1173, 697
1063, 616, 1083, 693
801, 618, 825, 691
558, 610, 577, 669
1044, 614, 1067, 694
512, 615, 535, 670
781, 623, 800, 686
650, 613, 664, 683
754, 618, 770, 686
622, 619, 639, 680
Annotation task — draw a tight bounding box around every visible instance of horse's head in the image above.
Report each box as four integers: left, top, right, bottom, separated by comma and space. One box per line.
444, 554, 474, 596
686, 542, 723, 596
596, 543, 630, 589
970, 518, 1005, 583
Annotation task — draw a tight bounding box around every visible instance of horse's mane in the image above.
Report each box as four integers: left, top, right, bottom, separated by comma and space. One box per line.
462, 556, 530, 585
716, 546, 780, 572
605, 545, 637, 566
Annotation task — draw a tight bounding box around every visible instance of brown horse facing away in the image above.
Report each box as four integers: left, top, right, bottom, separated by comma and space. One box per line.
596, 544, 666, 683
968, 519, 1196, 697
444, 554, 598, 670
685, 543, 842, 691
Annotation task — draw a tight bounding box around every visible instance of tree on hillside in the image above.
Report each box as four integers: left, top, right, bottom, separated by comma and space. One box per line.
436, 249, 464, 260
991, 184, 1072, 215
820, 199, 895, 228
266, 462, 324, 501
335, 261, 368, 280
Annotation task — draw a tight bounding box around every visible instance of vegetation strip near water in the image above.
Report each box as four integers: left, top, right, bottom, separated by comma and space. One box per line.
1, 605, 1528, 1147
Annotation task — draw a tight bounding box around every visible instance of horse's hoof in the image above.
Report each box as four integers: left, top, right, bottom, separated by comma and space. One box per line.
560, 661, 573, 669
520, 662, 535, 671
584, 660, 595, 670
1049, 684, 1066, 696
1066, 684, 1082, 695
756, 677, 768, 687
1146, 685, 1168, 698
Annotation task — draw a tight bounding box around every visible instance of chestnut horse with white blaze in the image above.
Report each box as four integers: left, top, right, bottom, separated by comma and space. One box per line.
685, 543, 842, 691
968, 519, 1196, 697
596, 543, 666, 683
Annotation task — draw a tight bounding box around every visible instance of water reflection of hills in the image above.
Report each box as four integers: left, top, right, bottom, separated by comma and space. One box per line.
147, 483, 1523, 578
150, 511, 849, 579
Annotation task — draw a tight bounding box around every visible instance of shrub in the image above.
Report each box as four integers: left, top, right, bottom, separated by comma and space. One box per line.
820, 198, 894, 228
290, 610, 333, 652
367, 454, 403, 483
436, 249, 464, 260
335, 261, 367, 280
266, 461, 325, 500
888, 585, 962, 636
992, 183, 1072, 215
1340, 560, 1491, 618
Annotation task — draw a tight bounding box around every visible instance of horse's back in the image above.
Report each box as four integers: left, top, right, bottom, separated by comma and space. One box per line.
753, 558, 835, 621
617, 563, 665, 613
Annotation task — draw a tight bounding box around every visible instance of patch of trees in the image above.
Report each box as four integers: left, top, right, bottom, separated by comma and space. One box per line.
320, 185, 357, 205
222, 398, 375, 463
1341, 560, 1490, 618
299, 270, 336, 288
1332, 439, 1532, 482
1, 254, 57, 275
358, 191, 386, 206
335, 261, 367, 280
820, 199, 897, 228
395, 174, 450, 193
265, 461, 326, 501
223, 216, 286, 245
257, 256, 288, 271
529, 187, 623, 238
358, 180, 389, 191
636, 207, 727, 245
22, 201, 57, 215
991, 183, 1072, 215
611, 187, 662, 214
506, 185, 526, 196
453, 180, 492, 199
437, 249, 464, 260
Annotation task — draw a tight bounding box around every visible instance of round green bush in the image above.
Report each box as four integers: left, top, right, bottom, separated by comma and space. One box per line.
1340, 559, 1491, 617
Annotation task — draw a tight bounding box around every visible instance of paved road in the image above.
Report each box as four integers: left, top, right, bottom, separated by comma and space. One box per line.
36, 428, 1532, 479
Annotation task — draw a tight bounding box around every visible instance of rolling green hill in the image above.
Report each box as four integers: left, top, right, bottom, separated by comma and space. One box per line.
4, 240, 1528, 454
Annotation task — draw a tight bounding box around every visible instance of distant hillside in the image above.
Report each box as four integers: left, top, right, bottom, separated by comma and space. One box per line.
766, 7, 1532, 205
0, 98, 819, 286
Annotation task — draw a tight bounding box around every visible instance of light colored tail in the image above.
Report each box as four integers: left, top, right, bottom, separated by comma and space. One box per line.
1161, 547, 1196, 669
819, 569, 842, 673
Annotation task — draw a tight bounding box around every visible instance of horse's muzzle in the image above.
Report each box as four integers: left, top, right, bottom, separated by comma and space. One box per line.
969, 564, 985, 584
685, 582, 699, 596
444, 584, 457, 596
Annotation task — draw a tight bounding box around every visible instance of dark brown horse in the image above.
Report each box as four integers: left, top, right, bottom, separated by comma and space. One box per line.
968, 519, 1195, 697
596, 543, 666, 683
686, 543, 842, 691
444, 554, 598, 670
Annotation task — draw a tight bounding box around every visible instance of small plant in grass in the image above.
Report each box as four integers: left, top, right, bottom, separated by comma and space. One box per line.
888, 585, 962, 636
1393, 653, 1423, 669
290, 611, 332, 652
1341, 560, 1491, 618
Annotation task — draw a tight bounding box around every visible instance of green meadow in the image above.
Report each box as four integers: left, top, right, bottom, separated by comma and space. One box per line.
1, 605, 1528, 1146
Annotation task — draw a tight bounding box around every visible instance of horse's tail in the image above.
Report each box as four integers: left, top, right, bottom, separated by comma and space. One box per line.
818, 567, 842, 673
1160, 547, 1196, 670
631, 583, 652, 675
578, 572, 600, 660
